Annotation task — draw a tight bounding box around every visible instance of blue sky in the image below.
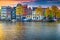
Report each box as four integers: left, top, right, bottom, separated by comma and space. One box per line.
22, 1, 60, 8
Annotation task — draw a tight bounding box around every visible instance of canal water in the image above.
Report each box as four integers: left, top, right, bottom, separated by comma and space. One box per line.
0, 22, 60, 40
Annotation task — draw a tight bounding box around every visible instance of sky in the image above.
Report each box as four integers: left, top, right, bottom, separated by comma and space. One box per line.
0, 0, 35, 7
27, 1, 60, 8
0, 0, 60, 8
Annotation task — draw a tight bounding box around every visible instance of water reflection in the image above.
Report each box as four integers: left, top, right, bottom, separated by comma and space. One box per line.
24, 22, 57, 40
0, 22, 60, 40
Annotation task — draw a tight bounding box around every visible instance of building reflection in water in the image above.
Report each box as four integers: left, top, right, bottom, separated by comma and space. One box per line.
0, 23, 5, 40
0, 22, 60, 40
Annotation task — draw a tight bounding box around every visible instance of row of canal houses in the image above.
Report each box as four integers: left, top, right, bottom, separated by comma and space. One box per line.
0, 4, 33, 21
0, 4, 46, 21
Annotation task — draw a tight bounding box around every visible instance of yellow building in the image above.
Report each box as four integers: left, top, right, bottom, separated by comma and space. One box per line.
16, 4, 24, 16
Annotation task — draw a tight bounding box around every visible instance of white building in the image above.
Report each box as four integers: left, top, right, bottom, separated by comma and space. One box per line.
32, 10, 44, 21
